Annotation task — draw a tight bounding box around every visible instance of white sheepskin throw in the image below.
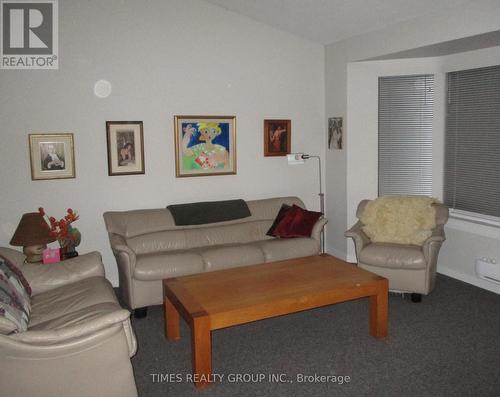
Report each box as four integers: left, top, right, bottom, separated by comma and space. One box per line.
360, 196, 437, 246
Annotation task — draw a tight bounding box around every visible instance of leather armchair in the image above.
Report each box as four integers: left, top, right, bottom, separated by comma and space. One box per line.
345, 200, 449, 300
0, 247, 138, 397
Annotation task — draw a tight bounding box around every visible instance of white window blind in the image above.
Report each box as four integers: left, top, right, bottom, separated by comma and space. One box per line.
378, 74, 434, 196
445, 65, 500, 218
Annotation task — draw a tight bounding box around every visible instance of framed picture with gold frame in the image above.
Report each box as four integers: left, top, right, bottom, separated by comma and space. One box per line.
174, 115, 236, 177
29, 133, 75, 180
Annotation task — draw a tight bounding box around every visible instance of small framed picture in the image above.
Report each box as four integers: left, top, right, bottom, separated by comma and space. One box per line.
328, 117, 343, 150
106, 121, 145, 176
174, 115, 236, 177
29, 133, 75, 180
264, 119, 291, 156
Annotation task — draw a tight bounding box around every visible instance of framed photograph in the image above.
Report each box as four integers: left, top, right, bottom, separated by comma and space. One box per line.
174, 115, 236, 177
106, 121, 145, 176
328, 117, 343, 150
264, 119, 291, 156
29, 133, 75, 180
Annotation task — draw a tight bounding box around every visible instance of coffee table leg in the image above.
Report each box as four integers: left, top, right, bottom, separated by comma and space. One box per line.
164, 295, 180, 341
369, 287, 388, 338
191, 314, 212, 388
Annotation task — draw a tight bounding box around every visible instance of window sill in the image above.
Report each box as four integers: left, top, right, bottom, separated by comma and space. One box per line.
447, 210, 500, 239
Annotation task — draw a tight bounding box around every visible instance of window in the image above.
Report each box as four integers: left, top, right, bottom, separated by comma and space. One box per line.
445, 65, 500, 219
378, 74, 434, 196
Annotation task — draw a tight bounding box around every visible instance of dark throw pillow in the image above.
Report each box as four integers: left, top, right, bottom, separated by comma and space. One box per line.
272, 205, 322, 238
266, 204, 292, 237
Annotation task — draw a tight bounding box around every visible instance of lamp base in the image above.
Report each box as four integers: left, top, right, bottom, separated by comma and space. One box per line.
23, 244, 47, 263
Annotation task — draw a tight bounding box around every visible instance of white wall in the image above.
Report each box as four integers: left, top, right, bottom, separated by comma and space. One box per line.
345, 47, 500, 294
0, 0, 325, 285
325, 0, 500, 259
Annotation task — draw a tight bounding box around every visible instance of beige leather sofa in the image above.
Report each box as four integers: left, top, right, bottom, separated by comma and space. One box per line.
0, 247, 138, 397
345, 200, 449, 300
104, 197, 327, 315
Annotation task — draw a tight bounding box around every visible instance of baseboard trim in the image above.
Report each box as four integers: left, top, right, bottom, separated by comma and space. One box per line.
437, 264, 500, 294
326, 247, 347, 261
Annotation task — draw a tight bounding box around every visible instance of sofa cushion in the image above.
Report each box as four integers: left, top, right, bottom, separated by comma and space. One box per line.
29, 276, 117, 328
271, 205, 322, 238
0, 256, 32, 333
256, 238, 319, 262
359, 243, 426, 270
133, 251, 204, 281
266, 204, 291, 237
104, 196, 305, 238
197, 243, 265, 271
127, 220, 273, 255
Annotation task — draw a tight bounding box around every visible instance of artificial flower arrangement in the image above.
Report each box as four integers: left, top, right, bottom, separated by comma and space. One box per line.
38, 207, 81, 259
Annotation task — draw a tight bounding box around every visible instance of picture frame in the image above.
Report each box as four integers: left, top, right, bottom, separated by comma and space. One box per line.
328, 117, 343, 150
29, 133, 75, 180
106, 121, 145, 176
174, 115, 236, 177
264, 119, 291, 156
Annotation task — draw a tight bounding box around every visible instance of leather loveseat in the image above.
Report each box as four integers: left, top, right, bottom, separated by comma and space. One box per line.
0, 247, 138, 397
104, 196, 327, 316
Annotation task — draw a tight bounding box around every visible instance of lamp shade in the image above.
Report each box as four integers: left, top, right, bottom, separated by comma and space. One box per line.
10, 212, 55, 246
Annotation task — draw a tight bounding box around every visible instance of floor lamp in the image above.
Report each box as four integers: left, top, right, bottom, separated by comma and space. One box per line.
287, 153, 325, 254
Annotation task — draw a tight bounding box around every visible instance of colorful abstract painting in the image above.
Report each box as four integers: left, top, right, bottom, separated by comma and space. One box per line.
174, 116, 236, 177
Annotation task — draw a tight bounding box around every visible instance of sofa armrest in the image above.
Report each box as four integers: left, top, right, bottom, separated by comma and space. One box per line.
0, 310, 138, 397
345, 221, 371, 253
19, 251, 105, 295
311, 217, 328, 241
422, 225, 446, 262
11, 309, 135, 352
424, 225, 446, 244
109, 234, 136, 264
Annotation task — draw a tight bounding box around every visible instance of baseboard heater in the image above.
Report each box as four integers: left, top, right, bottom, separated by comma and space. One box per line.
475, 258, 500, 285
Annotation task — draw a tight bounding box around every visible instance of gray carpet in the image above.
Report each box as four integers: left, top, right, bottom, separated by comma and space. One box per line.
127, 274, 500, 396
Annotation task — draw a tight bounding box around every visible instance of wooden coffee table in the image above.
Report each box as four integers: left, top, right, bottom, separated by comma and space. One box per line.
163, 254, 388, 388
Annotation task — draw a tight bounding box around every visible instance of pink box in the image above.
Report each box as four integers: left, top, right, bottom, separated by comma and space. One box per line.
42, 248, 60, 264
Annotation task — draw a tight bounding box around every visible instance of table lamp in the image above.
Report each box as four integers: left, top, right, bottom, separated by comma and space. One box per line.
10, 212, 56, 262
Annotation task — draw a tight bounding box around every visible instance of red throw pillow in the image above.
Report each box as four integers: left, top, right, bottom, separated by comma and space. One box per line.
272, 205, 322, 238
266, 204, 292, 237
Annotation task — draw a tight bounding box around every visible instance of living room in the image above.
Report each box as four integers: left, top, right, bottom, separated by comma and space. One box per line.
1, 0, 500, 396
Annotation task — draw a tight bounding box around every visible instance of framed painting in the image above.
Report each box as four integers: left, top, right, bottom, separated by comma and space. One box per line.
328, 117, 343, 150
264, 119, 291, 156
174, 115, 236, 177
29, 133, 75, 180
106, 121, 145, 176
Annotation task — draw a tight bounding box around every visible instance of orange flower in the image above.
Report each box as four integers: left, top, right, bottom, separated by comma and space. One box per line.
37, 207, 79, 243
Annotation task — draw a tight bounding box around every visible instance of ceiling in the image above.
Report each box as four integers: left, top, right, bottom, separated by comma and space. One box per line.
203, 0, 470, 45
